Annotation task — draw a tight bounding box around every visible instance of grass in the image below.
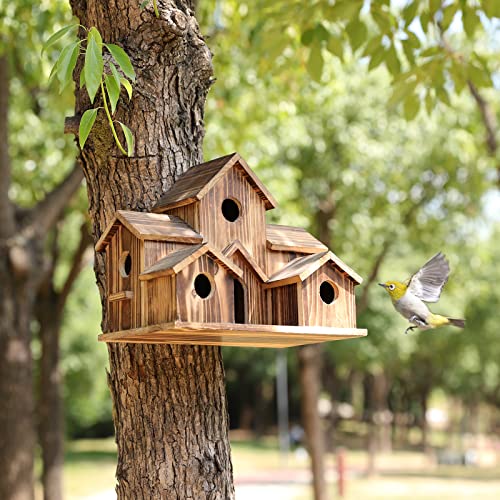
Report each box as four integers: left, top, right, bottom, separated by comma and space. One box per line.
34, 436, 500, 499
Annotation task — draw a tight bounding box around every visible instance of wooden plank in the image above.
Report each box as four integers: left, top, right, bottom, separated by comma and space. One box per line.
223, 240, 268, 282
95, 210, 203, 251
266, 224, 327, 254
98, 321, 367, 348
108, 291, 133, 301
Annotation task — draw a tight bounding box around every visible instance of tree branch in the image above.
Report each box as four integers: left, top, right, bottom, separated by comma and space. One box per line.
26, 163, 84, 236
0, 54, 16, 240
467, 80, 500, 186
56, 221, 93, 315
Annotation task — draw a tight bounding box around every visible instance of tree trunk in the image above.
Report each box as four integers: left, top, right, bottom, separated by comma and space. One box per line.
298, 345, 327, 500
0, 53, 36, 500
419, 390, 429, 453
68, 1, 234, 497
38, 315, 64, 500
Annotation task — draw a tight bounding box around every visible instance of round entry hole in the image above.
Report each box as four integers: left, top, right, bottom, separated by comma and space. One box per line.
119, 252, 132, 278
320, 281, 336, 304
221, 198, 240, 222
194, 273, 213, 299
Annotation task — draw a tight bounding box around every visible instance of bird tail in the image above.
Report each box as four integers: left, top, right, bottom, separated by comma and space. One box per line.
447, 317, 465, 328
428, 314, 465, 329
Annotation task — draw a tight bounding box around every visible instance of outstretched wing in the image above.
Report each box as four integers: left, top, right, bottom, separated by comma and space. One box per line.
407, 252, 450, 303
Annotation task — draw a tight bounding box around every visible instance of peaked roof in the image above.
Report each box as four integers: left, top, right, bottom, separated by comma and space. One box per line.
95, 210, 203, 252
266, 224, 327, 254
223, 240, 268, 282
266, 251, 363, 288
152, 153, 277, 212
139, 243, 243, 281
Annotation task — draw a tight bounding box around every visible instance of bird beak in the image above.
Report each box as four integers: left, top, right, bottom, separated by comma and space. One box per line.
378, 283, 386, 288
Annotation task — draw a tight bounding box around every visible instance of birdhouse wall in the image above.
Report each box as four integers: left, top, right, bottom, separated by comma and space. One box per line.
230, 252, 267, 324
301, 267, 356, 328
198, 167, 268, 270
106, 226, 142, 332
267, 250, 305, 276
165, 202, 200, 234
176, 254, 235, 323
141, 275, 177, 325
143, 240, 191, 268
269, 284, 299, 326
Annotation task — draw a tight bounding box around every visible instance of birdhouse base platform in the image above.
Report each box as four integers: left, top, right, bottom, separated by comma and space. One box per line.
98, 321, 367, 348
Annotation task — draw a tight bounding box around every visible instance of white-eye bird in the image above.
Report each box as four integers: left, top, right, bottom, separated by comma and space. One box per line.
379, 252, 465, 334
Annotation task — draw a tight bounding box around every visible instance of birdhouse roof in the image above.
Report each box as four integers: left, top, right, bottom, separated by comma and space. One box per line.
152, 152, 278, 212
139, 243, 243, 281
95, 210, 203, 252
266, 224, 328, 254
266, 251, 363, 288
223, 240, 268, 282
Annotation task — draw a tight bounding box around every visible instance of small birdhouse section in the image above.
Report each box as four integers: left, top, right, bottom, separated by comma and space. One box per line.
97, 153, 367, 347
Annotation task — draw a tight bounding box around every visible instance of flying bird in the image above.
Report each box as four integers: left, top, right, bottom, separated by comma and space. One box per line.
379, 252, 465, 334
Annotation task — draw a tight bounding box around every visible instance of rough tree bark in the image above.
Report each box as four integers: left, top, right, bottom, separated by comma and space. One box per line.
298, 345, 327, 500
36, 221, 92, 500
67, 1, 234, 497
0, 54, 83, 500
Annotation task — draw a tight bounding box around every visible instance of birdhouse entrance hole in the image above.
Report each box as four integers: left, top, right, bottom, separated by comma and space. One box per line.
194, 273, 213, 299
233, 279, 246, 324
119, 252, 132, 278
221, 198, 240, 222
320, 281, 336, 304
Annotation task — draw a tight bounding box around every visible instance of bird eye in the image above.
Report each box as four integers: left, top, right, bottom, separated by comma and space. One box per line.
389, 284, 395, 291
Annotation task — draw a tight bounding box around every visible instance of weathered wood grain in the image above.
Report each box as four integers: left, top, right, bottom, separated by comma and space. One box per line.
153, 153, 277, 212
266, 224, 327, 254
98, 321, 367, 347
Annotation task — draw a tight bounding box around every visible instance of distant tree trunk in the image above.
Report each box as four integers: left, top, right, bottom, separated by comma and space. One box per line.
373, 371, 392, 453
419, 389, 430, 453
36, 222, 91, 500
299, 345, 327, 500
0, 54, 82, 500
68, 1, 234, 497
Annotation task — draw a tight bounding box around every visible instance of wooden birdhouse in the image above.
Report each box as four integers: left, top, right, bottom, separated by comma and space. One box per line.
97, 153, 367, 347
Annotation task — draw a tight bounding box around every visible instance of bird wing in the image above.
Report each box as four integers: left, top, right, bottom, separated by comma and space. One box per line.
407, 252, 450, 303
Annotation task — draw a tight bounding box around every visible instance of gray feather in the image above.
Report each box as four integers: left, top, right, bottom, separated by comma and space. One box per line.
407, 252, 450, 303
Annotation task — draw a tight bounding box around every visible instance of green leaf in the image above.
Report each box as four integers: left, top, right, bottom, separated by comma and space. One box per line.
482, 0, 500, 18
419, 46, 441, 58
140, 0, 149, 9
118, 122, 134, 157
368, 46, 386, 71
467, 63, 492, 88
326, 35, 344, 59
306, 42, 324, 82
109, 62, 121, 90
425, 90, 434, 115
463, 7, 481, 38
386, 45, 401, 76
301, 28, 315, 46
84, 30, 104, 103
402, 39, 415, 65
388, 79, 418, 107
105, 74, 120, 114
325, 0, 363, 21
362, 35, 383, 58
79, 70, 86, 88
450, 60, 467, 93
105, 44, 136, 81
56, 41, 80, 93
403, 93, 420, 120
436, 86, 451, 107
79, 108, 99, 149
88, 27, 102, 47
120, 78, 133, 100
429, 0, 441, 16
402, 1, 419, 27
42, 24, 78, 54
48, 57, 60, 86
346, 19, 368, 52
372, 9, 393, 33
441, 3, 458, 31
